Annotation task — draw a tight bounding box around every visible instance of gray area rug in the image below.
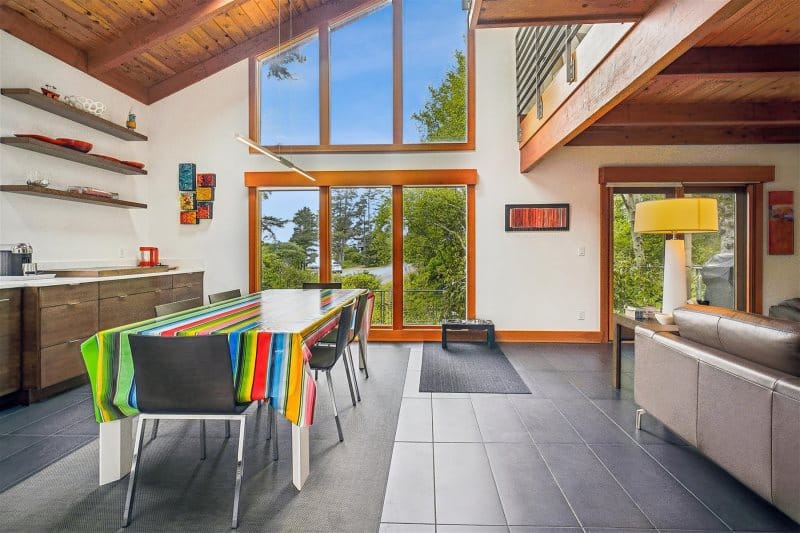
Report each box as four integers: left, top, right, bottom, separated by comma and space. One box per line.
419, 341, 531, 394
0, 344, 409, 532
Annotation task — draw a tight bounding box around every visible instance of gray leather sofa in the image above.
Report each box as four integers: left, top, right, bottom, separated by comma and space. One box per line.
634, 305, 800, 524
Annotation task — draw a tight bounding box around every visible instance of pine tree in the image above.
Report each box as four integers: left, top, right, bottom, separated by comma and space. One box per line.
289, 207, 318, 266
411, 49, 467, 143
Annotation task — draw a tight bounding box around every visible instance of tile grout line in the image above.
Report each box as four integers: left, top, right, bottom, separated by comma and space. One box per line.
564, 372, 734, 532
507, 397, 587, 533
470, 395, 510, 530
1, 397, 92, 436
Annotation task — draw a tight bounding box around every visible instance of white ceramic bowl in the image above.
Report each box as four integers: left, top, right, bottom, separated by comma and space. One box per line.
655, 313, 675, 325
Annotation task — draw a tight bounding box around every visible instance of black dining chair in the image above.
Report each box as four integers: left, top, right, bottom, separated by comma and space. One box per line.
124, 334, 253, 529
208, 289, 242, 304
302, 282, 342, 289
309, 302, 354, 442
349, 291, 373, 379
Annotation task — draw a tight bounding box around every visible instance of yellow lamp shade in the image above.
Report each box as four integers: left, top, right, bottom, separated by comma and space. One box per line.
634, 198, 719, 234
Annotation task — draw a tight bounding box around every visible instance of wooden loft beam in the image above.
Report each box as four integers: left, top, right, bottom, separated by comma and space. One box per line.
569, 125, 800, 146
470, 0, 654, 29
660, 45, 800, 79
0, 6, 149, 103
597, 102, 800, 127
148, 0, 383, 103
519, 0, 752, 172
87, 0, 241, 75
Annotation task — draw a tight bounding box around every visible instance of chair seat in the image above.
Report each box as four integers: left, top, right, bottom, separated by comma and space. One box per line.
310, 345, 338, 370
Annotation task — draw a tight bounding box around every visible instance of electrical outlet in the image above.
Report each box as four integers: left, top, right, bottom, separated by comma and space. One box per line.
577, 310, 585, 320
578, 246, 586, 256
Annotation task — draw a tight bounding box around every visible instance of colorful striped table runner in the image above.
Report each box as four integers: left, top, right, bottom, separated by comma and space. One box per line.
81, 289, 365, 428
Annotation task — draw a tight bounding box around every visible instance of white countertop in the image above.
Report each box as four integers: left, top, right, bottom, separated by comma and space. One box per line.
0, 267, 204, 290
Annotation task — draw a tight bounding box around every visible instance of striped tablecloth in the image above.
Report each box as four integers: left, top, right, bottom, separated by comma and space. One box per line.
81, 289, 365, 428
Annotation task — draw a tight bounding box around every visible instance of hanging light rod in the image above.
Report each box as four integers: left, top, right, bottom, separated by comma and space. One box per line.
234, 134, 317, 183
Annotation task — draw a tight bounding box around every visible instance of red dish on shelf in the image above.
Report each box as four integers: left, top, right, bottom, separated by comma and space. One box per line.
90, 154, 123, 164
55, 138, 93, 153
14, 133, 59, 144
121, 160, 145, 169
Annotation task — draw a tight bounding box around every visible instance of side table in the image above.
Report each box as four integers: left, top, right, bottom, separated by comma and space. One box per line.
612, 313, 679, 388
441, 319, 495, 350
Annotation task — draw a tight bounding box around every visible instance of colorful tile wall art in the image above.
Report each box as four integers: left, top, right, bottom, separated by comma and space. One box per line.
768, 191, 794, 255
179, 163, 216, 225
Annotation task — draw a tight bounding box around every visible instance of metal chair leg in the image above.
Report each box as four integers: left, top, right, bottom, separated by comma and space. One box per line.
635, 408, 646, 430
225, 420, 231, 438
342, 354, 356, 407
326, 371, 344, 442
200, 420, 207, 460
266, 404, 272, 441
271, 408, 279, 461
150, 419, 159, 440
347, 345, 361, 402
231, 417, 246, 529
122, 416, 147, 527
315, 369, 319, 381
359, 337, 369, 379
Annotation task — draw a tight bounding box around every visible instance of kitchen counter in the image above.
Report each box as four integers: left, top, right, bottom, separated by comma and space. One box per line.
0, 267, 204, 290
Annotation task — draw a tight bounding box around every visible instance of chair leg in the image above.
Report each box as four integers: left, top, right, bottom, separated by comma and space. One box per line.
122, 416, 147, 528
225, 420, 231, 439
347, 345, 361, 402
359, 337, 369, 379
231, 417, 246, 529
200, 421, 207, 460
635, 408, 646, 430
326, 371, 344, 442
266, 404, 272, 441
315, 369, 319, 381
150, 419, 159, 440
342, 354, 357, 407
271, 408, 279, 461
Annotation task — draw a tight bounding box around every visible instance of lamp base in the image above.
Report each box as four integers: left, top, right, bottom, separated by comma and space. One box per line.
662, 239, 687, 314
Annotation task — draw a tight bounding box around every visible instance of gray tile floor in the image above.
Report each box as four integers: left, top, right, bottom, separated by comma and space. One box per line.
380, 343, 800, 533
0, 385, 96, 493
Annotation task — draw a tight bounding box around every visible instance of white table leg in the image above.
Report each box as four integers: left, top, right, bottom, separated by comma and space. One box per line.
291, 424, 310, 490
99, 417, 134, 485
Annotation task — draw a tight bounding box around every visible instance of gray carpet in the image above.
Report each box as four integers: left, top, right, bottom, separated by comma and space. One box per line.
0, 344, 409, 532
419, 342, 530, 394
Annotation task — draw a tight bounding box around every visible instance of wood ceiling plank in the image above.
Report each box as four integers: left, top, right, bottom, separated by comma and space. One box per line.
10, 0, 108, 47
227, 3, 263, 37
598, 102, 800, 126
57, 0, 120, 37
212, 12, 250, 44
138, 51, 177, 76
240, 0, 272, 30
473, 0, 656, 28
198, 18, 239, 50
519, 0, 753, 171
660, 45, 800, 79
187, 26, 227, 56
699, 0, 800, 46
569, 125, 800, 146
87, 0, 247, 74
252, 0, 279, 25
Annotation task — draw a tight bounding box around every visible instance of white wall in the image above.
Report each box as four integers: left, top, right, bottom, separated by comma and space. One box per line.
0, 33, 150, 267
3, 27, 797, 328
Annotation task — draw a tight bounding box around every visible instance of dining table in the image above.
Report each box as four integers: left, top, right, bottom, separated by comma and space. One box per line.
80, 288, 366, 490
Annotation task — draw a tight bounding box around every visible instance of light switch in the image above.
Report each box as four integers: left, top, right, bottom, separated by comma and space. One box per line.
578, 246, 586, 256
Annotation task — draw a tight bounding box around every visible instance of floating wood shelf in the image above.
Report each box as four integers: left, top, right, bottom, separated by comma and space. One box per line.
1, 88, 147, 141
0, 185, 147, 209
0, 137, 147, 175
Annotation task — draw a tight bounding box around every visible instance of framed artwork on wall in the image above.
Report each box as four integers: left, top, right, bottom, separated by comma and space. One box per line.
768, 191, 794, 255
505, 203, 570, 231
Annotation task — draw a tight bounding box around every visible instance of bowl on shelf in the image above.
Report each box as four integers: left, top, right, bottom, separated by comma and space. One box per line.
55, 138, 93, 153
121, 160, 145, 169
654, 313, 675, 325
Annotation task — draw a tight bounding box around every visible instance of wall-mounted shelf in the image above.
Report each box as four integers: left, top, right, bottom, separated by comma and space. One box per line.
0, 185, 147, 209
0, 137, 147, 175
1, 88, 147, 141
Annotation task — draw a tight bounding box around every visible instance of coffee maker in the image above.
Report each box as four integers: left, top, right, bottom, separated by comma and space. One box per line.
0, 243, 33, 276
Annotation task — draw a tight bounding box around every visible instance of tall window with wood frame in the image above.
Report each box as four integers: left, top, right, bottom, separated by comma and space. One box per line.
251, 0, 472, 152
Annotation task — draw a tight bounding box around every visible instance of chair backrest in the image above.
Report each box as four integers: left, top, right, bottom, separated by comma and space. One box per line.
208, 289, 242, 304
128, 334, 237, 413
334, 302, 355, 359
303, 282, 342, 289
351, 292, 370, 341
154, 297, 203, 317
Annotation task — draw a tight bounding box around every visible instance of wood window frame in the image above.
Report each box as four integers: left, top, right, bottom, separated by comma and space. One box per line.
246, 169, 477, 336
598, 166, 774, 342
248, 1, 475, 153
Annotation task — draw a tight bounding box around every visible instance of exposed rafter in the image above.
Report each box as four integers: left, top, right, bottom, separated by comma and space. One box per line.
470, 0, 656, 28
148, 0, 383, 103
569, 125, 800, 145
659, 45, 800, 79
519, 0, 753, 172
87, 0, 242, 75
596, 102, 800, 127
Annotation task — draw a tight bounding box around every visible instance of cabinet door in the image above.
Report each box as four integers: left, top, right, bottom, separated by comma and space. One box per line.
39, 283, 98, 308
99, 291, 159, 330
99, 276, 171, 299
40, 341, 87, 388
40, 301, 99, 348
0, 289, 22, 396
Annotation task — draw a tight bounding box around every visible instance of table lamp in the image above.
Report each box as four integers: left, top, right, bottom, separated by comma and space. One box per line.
634, 198, 718, 314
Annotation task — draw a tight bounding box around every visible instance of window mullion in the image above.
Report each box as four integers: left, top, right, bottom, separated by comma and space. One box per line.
320, 24, 331, 146
392, 185, 404, 329
392, 0, 403, 145
320, 186, 332, 282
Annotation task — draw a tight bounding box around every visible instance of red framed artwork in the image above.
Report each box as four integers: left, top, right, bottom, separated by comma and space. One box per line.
505, 203, 570, 231
768, 191, 794, 255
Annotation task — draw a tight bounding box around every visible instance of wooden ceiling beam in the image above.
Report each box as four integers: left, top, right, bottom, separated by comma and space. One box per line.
87, 0, 243, 75
0, 6, 149, 103
519, 0, 753, 172
659, 45, 800, 79
471, 0, 655, 28
569, 124, 800, 146
597, 102, 800, 127
147, 0, 384, 103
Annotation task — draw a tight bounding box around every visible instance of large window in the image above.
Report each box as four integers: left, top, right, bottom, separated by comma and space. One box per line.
252, 0, 472, 151
248, 171, 476, 330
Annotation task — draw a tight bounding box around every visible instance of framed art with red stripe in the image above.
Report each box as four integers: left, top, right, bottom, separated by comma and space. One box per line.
505, 203, 570, 232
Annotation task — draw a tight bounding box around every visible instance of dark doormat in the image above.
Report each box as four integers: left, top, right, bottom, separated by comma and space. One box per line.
419, 342, 531, 394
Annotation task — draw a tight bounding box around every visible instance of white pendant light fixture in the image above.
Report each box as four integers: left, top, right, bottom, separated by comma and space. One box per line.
234, 134, 316, 182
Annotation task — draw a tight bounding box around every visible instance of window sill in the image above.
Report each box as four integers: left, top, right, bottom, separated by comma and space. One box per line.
255, 142, 475, 154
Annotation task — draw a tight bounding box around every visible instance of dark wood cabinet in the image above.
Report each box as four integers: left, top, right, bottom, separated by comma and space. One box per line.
16, 271, 203, 403
0, 288, 22, 398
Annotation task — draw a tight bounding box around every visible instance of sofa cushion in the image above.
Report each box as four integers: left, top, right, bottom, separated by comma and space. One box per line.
769, 298, 800, 322
772, 377, 800, 523
674, 305, 800, 376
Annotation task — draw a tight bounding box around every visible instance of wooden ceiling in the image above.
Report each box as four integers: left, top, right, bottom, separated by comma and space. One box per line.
567, 0, 800, 147
0, 0, 379, 104
470, 0, 658, 28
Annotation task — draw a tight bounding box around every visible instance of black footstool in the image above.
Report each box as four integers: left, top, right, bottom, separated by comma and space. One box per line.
441, 319, 495, 350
